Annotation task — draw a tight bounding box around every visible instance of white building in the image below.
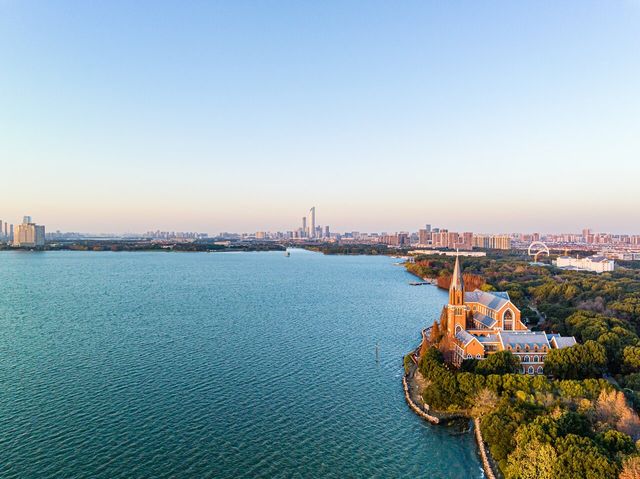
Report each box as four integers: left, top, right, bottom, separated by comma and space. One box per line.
555, 254, 614, 273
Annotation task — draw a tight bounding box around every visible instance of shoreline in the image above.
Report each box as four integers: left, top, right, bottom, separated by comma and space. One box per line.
404, 349, 501, 479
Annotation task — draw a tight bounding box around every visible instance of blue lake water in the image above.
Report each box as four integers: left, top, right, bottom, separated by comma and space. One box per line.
0, 249, 482, 478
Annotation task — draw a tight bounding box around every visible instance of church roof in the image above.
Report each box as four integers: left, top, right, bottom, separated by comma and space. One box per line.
498, 331, 550, 350
455, 329, 479, 347
547, 334, 577, 349
473, 312, 497, 328
464, 289, 511, 310
450, 254, 464, 293
477, 334, 499, 343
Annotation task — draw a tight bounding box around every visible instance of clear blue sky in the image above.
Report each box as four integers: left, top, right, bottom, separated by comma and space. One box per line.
1, 1, 639, 234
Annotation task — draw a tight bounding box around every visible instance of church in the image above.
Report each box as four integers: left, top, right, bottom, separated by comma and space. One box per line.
437, 255, 576, 375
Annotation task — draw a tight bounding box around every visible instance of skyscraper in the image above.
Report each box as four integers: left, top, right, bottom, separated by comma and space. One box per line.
301, 217, 307, 237
309, 207, 316, 238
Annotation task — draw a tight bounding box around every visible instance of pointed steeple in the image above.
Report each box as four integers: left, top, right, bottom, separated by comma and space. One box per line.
449, 252, 465, 306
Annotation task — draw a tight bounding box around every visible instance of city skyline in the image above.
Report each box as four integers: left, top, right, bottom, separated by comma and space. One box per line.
2, 1, 639, 233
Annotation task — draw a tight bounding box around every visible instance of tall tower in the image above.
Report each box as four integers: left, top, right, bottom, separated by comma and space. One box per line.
309, 207, 316, 238
302, 217, 307, 237
447, 254, 469, 335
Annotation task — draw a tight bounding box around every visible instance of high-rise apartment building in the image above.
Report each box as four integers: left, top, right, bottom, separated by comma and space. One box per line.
418, 229, 432, 245
13, 216, 45, 247
472, 234, 511, 250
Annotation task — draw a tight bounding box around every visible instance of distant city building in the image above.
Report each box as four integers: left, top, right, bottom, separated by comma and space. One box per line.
308, 207, 316, 238
472, 234, 511, 250
13, 216, 45, 247
555, 255, 615, 273
418, 229, 432, 245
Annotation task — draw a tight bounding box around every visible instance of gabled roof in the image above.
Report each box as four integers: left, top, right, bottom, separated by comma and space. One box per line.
548, 335, 577, 349
455, 329, 481, 347
498, 331, 550, 350
473, 312, 497, 328
477, 334, 499, 344
465, 289, 511, 311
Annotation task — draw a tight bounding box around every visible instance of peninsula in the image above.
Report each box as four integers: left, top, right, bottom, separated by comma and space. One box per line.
405, 253, 640, 479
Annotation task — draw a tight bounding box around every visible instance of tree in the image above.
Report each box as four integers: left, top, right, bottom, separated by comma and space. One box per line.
470, 388, 498, 418
504, 440, 556, 479
544, 341, 607, 379
430, 321, 441, 344
552, 434, 619, 479
552, 443, 618, 479
595, 389, 640, 441
596, 429, 636, 457
620, 456, 640, 479
475, 351, 521, 376
624, 347, 640, 374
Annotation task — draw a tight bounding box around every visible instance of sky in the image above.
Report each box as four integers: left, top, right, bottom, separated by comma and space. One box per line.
1, 1, 639, 234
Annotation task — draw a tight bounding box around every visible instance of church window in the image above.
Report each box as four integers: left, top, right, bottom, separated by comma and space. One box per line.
527, 367, 534, 374
534, 355, 539, 362
503, 309, 514, 331
524, 355, 530, 362
537, 366, 543, 374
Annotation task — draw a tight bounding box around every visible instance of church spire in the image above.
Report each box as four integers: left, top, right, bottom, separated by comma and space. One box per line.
449, 252, 465, 306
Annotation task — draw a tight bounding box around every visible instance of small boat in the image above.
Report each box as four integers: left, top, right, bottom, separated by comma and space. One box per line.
285, 251, 290, 257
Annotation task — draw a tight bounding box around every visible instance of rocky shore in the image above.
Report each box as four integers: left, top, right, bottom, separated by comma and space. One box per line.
404, 353, 501, 479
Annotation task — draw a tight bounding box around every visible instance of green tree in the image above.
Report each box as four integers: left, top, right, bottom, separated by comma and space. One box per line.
475, 351, 521, 376
544, 341, 607, 379
624, 346, 640, 374
505, 440, 556, 479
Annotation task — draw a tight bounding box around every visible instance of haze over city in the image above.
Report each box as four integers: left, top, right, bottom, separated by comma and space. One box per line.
2, 1, 639, 234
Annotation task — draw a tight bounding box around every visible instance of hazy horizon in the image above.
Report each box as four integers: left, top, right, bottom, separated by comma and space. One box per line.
2, 1, 639, 234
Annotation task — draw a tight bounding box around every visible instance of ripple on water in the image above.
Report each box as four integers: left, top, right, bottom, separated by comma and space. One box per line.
0, 250, 482, 478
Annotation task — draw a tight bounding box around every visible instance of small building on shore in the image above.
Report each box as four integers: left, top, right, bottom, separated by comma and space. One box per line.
432, 255, 576, 375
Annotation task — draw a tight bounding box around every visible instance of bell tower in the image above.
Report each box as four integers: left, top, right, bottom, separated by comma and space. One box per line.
447, 254, 469, 335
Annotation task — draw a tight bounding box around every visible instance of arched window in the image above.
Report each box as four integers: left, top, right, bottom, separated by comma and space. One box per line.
476, 354, 482, 359
533, 355, 539, 362
503, 309, 514, 330
537, 366, 543, 374
524, 355, 530, 363
527, 366, 534, 374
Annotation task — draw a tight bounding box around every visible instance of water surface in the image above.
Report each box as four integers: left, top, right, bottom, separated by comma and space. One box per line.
0, 249, 482, 478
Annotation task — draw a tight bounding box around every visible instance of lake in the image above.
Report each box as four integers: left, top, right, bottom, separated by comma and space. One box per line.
0, 249, 482, 478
